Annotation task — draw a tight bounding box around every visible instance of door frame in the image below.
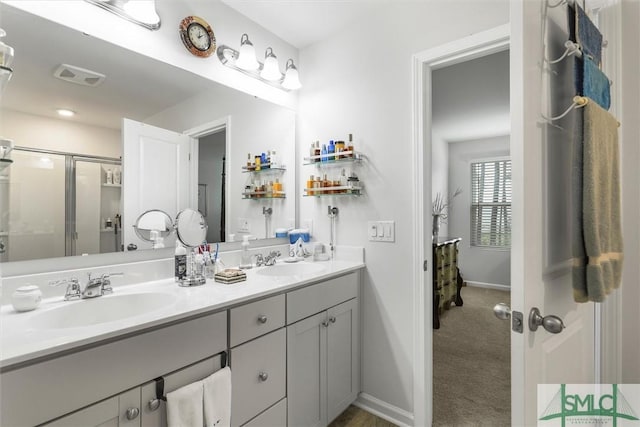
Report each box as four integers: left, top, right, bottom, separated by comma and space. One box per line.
410, 24, 510, 427
184, 116, 231, 241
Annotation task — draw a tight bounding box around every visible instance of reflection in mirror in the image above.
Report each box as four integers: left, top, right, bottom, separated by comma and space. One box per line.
133, 209, 174, 249
175, 208, 208, 248
0, 3, 296, 265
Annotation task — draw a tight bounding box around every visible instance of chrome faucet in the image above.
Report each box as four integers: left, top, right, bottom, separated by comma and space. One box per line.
254, 251, 281, 267
50, 272, 123, 300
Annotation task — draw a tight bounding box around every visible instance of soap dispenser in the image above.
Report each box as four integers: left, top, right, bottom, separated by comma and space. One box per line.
240, 235, 253, 269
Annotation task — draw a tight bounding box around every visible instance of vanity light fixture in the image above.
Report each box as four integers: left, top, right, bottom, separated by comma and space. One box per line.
235, 34, 259, 71
282, 59, 302, 90
217, 34, 302, 91
57, 109, 76, 118
0, 28, 14, 95
84, 0, 161, 30
260, 47, 281, 82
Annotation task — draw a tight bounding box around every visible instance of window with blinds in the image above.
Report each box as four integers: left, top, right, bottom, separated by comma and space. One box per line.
470, 159, 512, 248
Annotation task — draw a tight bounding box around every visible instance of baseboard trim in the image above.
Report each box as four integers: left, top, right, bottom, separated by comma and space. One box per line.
354, 393, 414, 427
466, 281, 511, 291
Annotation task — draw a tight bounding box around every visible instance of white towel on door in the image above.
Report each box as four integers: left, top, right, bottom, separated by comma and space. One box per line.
166, 381, 204, 427
203, 367, 232, 427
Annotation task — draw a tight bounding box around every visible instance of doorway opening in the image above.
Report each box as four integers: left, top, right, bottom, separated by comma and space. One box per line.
197, 129, 227, 243
430, 50, 511, 426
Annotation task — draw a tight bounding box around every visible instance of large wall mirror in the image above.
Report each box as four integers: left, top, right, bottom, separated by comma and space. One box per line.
0, 3, 296, 264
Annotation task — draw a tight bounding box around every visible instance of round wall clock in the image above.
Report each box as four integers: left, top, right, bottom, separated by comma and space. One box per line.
179, 16, 216, 57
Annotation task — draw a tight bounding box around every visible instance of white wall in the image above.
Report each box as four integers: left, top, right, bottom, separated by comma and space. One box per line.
448, 136, 511, 286
1, 110, 121, 158
298, 2, 509, 420
199, 131, 226, 243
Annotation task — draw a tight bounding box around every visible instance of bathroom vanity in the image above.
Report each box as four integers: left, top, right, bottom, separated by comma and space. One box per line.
0, 256, 363, 427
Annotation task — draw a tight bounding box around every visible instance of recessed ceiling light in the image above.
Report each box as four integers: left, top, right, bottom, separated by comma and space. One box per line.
56, 109, 76, 117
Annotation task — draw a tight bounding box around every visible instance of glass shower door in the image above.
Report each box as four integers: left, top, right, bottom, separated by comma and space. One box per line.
2, 150, 66, 261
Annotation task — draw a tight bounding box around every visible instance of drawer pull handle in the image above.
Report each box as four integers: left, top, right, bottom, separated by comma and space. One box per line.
258, 315, 268, 324
148, 399, 161, 412
258, 372, 269, 382
329, 316, 336, 324
126, 407, 140, 420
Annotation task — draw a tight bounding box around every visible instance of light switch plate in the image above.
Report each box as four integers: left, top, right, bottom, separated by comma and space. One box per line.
238, 218, 250, 233
368, 220, 395, 242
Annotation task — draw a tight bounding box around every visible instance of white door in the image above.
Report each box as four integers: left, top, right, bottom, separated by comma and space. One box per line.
122, 119, 194, 251
510, 3, 595, 425
414, 21, 598, 427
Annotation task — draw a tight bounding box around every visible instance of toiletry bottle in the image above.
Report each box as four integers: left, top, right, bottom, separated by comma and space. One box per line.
261, 152, 269, 169
274, 178, 283, 196
307, 174, 315, 196
315, 176, 322, 194
328, 140, 335, 161
114, 168, 122, 185
240, 235, 252, 269
310, 142, 316, 162
106, 168, 113, 184
247, 153, 253, 170
336, 140, 345, 159
347, 133, 354, 157
175, 243, 187, 282
321, 144, 328, 162
271, 150, 278, 168
255, 155, 261, 171
340, 168, 348, 193
314, 141, 321, 162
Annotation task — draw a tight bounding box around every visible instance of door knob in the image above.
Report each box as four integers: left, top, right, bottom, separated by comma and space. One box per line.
493, 303, 524, 333
493, 303, 511, 320
528, 307, 565, 334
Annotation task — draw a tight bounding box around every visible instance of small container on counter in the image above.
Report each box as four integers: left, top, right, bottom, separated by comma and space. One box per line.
11, 285, 43, 312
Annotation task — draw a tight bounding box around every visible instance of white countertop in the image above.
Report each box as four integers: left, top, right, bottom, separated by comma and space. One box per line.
1, 259, 364, 369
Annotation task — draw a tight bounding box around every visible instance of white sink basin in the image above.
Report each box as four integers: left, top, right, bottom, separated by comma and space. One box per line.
256, 262, 325, 277
30, 292, 176, 329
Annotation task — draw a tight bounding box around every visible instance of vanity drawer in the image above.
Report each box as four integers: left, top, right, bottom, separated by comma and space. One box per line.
243, 398, 287, 427
287, 272, 358, 324
230, 294, 285, 347
231, 328, 286, 427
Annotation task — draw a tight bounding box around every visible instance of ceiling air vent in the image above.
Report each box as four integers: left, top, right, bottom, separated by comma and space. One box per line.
53, 64, 106, 87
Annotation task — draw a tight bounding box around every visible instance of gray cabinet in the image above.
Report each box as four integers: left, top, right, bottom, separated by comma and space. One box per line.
43, 388, 140, 427
287, 273, 360, 427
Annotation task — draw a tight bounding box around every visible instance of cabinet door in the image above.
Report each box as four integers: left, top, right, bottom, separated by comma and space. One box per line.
326, 298, 359, 423
287, 312, 327, 427
43, 388, 140, 427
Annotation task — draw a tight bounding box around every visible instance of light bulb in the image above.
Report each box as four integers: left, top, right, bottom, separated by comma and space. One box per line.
282, 59, 302, 90
260, 48, 282, 82
235, 34, 259, 71
122, 1, 160, 26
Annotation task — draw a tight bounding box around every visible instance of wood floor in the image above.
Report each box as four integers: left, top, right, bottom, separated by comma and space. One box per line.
329, 405, 397, 427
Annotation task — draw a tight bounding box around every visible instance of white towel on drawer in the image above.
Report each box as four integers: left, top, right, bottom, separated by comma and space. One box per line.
167, 381, 204, 427
203, 367, 232, 427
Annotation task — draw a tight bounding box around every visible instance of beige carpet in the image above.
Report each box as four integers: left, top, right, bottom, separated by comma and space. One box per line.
433, 286, 511, 426
329, 405, 397, 427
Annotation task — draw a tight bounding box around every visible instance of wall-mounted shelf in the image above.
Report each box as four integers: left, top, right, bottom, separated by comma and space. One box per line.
303, 151, 362, 166
303, 186, 362, 197
241, 165, 286, 173
102, 183, 121, 188
242, 191, 286, 200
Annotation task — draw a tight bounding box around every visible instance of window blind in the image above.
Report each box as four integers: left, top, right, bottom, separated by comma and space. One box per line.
470, 160, 512, 248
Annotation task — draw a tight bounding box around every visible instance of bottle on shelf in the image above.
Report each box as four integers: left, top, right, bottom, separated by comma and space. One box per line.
307, 174, 315, 196
335, 140, 345, 159
261, 152, 269, 169
254, 155, 261, 171
310, 142, 316, 161
106, 168, 113, 184
321, 144, 328, 162
247, 153, 253, 170
314, 141, 321, 162
274, 178, 283, 196
347, 133, 355, 157
271, 150, 279, 168
328, 140, 335, 161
